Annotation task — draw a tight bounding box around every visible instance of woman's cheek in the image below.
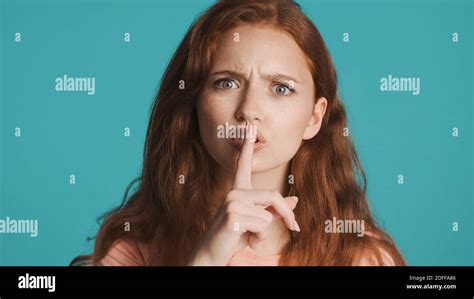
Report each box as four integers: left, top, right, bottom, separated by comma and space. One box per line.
277, 118, 307, 159
279, 134, 302, 162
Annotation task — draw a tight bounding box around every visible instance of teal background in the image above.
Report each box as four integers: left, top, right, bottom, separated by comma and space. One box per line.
0, 0, 472, 265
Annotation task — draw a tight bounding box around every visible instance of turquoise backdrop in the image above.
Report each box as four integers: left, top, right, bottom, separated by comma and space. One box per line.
0, 0, 472, 265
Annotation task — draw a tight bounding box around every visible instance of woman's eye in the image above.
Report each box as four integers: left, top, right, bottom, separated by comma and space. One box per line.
214, 79, 238, 89
272, 84, 294, 96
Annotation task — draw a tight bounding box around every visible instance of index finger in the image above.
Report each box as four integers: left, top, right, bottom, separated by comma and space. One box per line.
232, 122, 256, 190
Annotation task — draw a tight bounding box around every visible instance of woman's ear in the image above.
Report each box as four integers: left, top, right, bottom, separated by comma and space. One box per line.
303, 97, 328, 140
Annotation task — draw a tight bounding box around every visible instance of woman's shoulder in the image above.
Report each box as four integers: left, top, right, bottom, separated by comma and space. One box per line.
354, 246, 396, 266
352, 230, 400, 266
98, 238, 149, 266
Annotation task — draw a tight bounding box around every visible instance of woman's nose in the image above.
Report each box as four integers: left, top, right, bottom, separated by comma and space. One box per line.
234, 86, 265, 123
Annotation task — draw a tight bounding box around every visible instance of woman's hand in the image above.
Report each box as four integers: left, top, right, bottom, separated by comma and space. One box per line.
188, 123, 300, 266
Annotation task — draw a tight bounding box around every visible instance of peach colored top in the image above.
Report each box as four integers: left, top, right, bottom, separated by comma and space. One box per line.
97, 235, 397, 266
98, 239, 281, 266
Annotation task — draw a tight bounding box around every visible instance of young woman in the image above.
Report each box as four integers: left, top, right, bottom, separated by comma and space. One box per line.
72, 0, 405, 266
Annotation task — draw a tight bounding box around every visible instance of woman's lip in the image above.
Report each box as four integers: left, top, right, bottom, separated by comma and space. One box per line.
256, 131, 267, 144
228, 132, 266, 153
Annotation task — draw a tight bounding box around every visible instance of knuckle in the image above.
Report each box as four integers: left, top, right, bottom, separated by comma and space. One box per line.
276, 207, 291, 220
224, 213, 241, 233
225, 201, 239, 214
225, 212, 238, 226
283, 208, 294, 219
263, 211, 273, 222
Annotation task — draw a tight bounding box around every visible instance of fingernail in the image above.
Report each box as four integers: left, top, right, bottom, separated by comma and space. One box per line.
292, 196, 299, 204
294, 220, 300, 232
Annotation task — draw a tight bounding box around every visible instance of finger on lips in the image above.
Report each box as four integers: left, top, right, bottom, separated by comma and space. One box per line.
230, 121, 300, 237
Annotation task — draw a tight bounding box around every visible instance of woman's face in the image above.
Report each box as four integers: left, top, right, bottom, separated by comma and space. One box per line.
197, 25, 327, 173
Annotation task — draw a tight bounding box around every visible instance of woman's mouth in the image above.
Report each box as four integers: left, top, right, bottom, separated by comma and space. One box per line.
228, 131, 267, 153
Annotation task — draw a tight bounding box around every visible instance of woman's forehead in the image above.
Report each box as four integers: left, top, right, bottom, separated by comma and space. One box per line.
210, 25, 312, 83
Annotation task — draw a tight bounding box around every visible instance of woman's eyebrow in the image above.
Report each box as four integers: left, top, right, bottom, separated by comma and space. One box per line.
209, 70, 244, 79
262, 73, 300, 84
210, 70, 300, 84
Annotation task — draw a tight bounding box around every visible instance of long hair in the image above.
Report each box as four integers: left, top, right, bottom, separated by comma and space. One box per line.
71, 0, 405, 266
